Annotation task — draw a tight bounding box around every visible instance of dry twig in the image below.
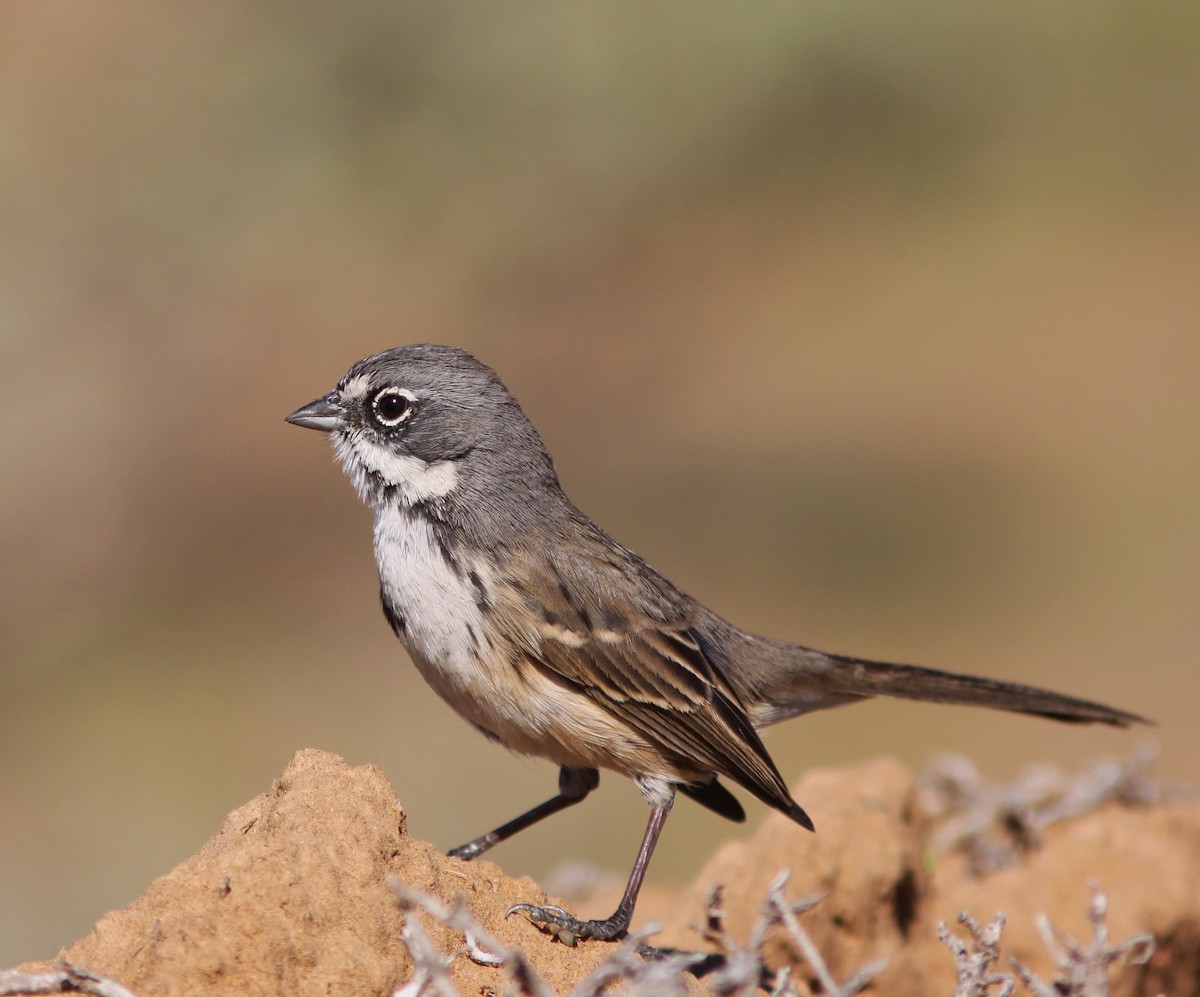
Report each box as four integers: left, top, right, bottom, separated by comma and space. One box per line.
0, 964, 140, 997
388, 878, 555, 997
1009, 884, 1154, 997
920, 746, 1165, 874
766, 871, 887, 997
938, 911, 1014, 997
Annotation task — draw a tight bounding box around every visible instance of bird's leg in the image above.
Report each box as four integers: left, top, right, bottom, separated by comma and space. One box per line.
447, 766, 599, 861
508, 791, 674, 944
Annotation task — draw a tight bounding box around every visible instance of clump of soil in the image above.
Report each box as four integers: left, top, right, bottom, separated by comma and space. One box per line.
16, 749, 1199, 996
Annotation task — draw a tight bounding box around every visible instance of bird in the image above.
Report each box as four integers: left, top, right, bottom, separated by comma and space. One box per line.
285, 344, 1146, 944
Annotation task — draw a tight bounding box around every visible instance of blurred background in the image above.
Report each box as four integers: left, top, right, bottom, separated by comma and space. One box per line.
1, 3, 1197, 964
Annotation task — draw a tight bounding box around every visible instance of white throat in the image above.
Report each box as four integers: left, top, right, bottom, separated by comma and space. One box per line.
333, 432, 459, 509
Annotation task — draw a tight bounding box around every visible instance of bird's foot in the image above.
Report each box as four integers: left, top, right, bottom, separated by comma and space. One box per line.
505, 903, 629, 946
446, 841, 484, 861
446, 831, 500, 862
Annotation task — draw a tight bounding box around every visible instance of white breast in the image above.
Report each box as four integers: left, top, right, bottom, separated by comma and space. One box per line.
373, 506, 488, 685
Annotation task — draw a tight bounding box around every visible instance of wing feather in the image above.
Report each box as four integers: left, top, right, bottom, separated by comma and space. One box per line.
496, 539, 801, 815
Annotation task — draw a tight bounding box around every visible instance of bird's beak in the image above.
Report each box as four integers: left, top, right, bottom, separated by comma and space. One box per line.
285, 392, 345, 433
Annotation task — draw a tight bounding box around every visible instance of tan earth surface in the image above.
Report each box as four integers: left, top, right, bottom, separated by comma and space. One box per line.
14, 749, 1198, 996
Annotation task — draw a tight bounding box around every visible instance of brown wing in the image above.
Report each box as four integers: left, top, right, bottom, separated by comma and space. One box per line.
496, 533, 810, 826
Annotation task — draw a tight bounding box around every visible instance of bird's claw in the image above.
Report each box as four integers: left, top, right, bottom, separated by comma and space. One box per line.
505, 903, 624, 946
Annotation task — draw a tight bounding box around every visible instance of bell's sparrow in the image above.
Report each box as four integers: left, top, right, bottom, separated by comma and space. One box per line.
286, 344, 1145, 943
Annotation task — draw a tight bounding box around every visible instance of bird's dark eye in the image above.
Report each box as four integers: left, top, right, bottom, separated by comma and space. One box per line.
372, 388, 414, 427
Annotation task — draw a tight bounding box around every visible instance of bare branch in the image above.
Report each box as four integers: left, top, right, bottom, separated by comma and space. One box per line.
937, 911, 1014, 997
1009, 883, 1155, 997
0, 964, 140, 997
387, 878, 556, 997
568, 930, 693, 997
767, 870, 886, 997
920, 746, 1172, 875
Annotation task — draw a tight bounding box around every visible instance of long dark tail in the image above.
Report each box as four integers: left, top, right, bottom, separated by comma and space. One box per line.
747, 640, 1148, 728
829, 654, 1144, 725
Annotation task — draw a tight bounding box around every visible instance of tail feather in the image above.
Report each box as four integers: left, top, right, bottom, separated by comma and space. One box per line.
828, 653, 1147, 726
751, 643, 1148, 729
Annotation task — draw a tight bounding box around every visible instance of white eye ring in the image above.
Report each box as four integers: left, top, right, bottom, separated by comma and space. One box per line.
372, 387, 417, 427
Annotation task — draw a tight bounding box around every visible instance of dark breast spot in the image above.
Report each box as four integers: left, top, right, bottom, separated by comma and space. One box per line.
468, 569, 491, 611
470, 721, 506, 746
380, 588, 406, 637
428, 521, 468, 579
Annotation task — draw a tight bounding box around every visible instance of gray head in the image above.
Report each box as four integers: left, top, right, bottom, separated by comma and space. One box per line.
286, 345, 565, 534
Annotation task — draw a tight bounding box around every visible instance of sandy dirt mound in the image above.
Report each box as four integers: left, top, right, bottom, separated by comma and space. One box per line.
33, 750, 616, 996
654, 758, 1198, 996
14, 749, 1198, 996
